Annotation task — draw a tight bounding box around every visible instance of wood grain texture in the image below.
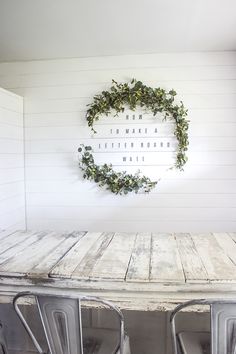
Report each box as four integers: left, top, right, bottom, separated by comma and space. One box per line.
150, 233, 185, 283
0, 88, 25, 231
50, 231, 101, 278
0, 231, 45, 265
213, 233, 236, 265
88, 232, 136, 280
175, 233, 208, 283
0, 231, 65, 275
126, 233, 151, 282
229, 233, 236, 243
0, 231, 236, 310
192, 233, 236, 281
71, 232, 114, 279
30, 231, 84, 277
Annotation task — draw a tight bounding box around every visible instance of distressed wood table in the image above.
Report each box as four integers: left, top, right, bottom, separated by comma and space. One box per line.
0, 231, 236, 311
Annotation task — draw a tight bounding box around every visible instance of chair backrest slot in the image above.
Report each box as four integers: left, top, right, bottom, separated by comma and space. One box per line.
211, 303, 236, 354
13, 292, 125, 354
170, 299, 236, 354
36, 296, 83, 354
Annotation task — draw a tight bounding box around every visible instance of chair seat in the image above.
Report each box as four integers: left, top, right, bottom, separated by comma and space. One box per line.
178, 331, 210, 354
83, 328, 130, 354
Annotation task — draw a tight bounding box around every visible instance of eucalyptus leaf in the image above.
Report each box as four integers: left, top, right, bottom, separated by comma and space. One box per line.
78, 79, 189, 195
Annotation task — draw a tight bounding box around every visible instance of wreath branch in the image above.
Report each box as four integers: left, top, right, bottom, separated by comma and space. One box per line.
78, 145, 158, 195
78, 79, 189, 195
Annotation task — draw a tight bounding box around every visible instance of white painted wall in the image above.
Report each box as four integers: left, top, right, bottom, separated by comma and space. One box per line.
0, 51, 235, 232
0, 88, 25, 231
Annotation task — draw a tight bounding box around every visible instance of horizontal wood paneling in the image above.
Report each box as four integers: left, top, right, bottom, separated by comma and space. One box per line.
0, 52, 235, 75
2, 66, 236, 89
24, 109, 236, 126
23, 122, 236, 139
27, 206, 236, 221
0, 52, 235, 232
26, 179, 236, 194
26, 218, 236, 233
24, 136, 236, 152
0, 88, 25, 232
26, 193, 236, 208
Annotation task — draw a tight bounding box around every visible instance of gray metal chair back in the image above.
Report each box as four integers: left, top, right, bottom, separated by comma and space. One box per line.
13, 292, 125, 354
170, 299, 236, 354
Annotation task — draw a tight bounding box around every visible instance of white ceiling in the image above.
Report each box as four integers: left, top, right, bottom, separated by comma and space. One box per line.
0, 0, 236, 62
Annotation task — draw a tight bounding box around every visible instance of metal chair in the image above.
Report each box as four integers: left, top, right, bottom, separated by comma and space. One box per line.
0, 322, 8, 354
170, 299, 236, 354
13, 292, 130, 354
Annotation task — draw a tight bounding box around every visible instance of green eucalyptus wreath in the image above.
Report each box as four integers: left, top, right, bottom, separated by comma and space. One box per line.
78, 79, 189, 195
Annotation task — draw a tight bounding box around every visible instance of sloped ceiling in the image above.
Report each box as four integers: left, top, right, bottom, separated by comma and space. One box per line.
0, 0, 236, 61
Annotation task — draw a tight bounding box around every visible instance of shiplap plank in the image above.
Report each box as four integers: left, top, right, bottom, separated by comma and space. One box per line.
50, 232, 101, 278
3, 66, 236, 91
0, 124, 23, 140
22, 93, 236, 115
0, 52, 235, 76
9, 79, 236, 99
24, 109, 236, 127
175, 233, 208, 283
23, 151, 236, 170
9, 80, 236, 100
213, 233, 236, 265
26, 205, 236, 222
24, 122, 236, 141
126, 233, 151, 282
26, 218, 236, 234
0, 208, 25, 230
24, 136, 236, 153
0, 88, 25, 231
26, 192, 236, 209
0, 231, 65, 276
24, 164, 236, 181
150, 233, 185, 283
89, 232, 136, 281
0, 88, 23, 112
26, 179, 236, 195
30, 231, 84, 277
192, 233, 236, 281
71, 232, 114, 279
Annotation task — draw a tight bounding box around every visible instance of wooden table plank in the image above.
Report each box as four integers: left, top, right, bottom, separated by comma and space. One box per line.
126, 233, 151, 282
0, 231, 46, 265
229, 233, 236, 243
213, 233, 236, 265
0, 231, 65, 276
1, 231, 236, 310
175, 233, 208, 283
71, 232, 114, 279
50, 232, 101, 278
150, 233, 185, 283
0, 229, 18, 240
88, 232, 136, 281
30, 231, 85, 277
192, 233, 236, 281
0, 230, 36, 256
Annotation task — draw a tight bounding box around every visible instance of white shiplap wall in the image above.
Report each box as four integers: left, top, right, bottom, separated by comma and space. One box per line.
0, 88, 25, 231
0, 52, 235, 232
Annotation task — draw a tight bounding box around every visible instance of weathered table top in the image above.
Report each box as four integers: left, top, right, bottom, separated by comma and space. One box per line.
1, 230, 236, 311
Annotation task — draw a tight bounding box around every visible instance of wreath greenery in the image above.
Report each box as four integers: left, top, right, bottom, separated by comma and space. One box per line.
78, 79, 189, 195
